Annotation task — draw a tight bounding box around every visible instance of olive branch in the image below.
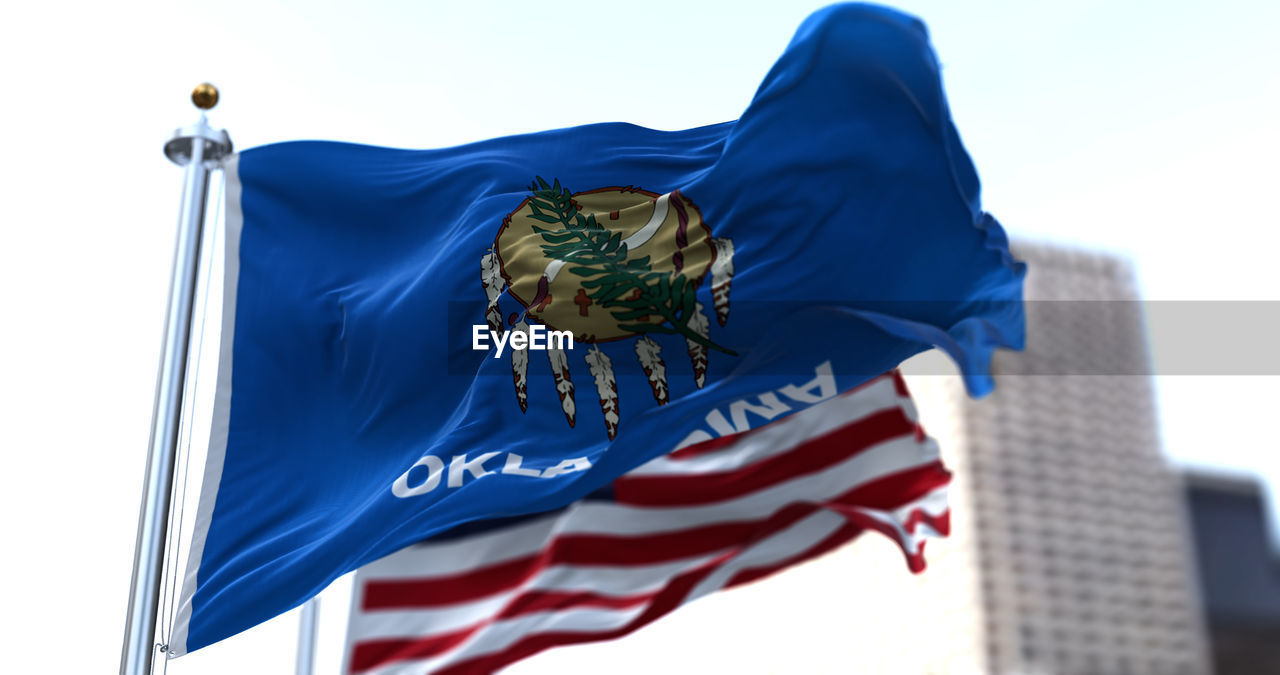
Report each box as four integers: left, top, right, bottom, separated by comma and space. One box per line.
525, 177, 736, 355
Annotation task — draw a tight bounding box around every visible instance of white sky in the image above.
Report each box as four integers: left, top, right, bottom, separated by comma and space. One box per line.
1, 1, 1277, 673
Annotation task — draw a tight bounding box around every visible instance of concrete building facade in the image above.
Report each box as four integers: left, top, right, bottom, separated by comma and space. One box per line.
841, 243, 1214, 674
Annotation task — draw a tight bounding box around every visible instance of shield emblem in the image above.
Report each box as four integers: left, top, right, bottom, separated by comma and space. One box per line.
482, 178, 736, 439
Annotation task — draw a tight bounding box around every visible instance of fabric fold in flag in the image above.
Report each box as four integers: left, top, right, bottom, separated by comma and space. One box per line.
172, 2, 1024, 655
343, 371, 947, 675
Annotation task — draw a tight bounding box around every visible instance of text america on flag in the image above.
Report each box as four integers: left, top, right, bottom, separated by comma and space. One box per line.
343, 371, 947, 674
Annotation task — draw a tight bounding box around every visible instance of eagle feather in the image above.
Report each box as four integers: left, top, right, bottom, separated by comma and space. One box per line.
685, 302, 711, 389
510, 320, 529, 413
547, 346, 576, 426
710, 237, 735, 327
585, 346, 619, 440
635, 336, 668, 405
480, 251, 505, 336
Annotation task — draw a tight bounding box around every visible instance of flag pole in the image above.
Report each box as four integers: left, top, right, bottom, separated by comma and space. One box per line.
295, 597, 320, 675
120, 83, 233, 675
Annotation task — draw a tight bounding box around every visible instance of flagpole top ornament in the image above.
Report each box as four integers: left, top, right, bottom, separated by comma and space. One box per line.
191, 83, 219, 110
163, 83, 233, 166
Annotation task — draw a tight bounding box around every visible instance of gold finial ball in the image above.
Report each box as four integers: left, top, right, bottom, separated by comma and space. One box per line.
191, 83, 219, 110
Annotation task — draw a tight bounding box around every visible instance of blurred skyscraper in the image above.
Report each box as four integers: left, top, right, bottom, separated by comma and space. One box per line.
1183, 471, 1280, 675
842, 243, 1214, 674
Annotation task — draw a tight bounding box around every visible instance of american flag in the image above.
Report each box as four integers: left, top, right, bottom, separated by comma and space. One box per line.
342, 371, 950, 674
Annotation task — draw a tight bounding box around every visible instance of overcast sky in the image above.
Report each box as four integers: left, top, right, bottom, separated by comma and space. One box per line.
2, 1, 1276, 673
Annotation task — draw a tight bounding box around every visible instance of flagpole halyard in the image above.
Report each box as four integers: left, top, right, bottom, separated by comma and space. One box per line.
120, 84, 232, 675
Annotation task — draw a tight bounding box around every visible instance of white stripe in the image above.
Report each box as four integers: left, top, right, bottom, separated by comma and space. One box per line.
350, 499, 936, 647
896, 387, 921, 424
520, 552, 715, 596
553, 434, 935, 536
352, 508, 852, 675
358, 513, 564, 581
629, 376, 903, 476
543, 194, 670, 283
170, 155, 242, 657
348, 552, 721, 642
344, 375, 945, 673
362, 388, 926, 581
353, 593, 511, 642
347, 435, 938, 643
361, 431, 934, 582
361, 605, 651, 675
888, 485, 948, 524
685, 510, 848, 601
847, 486, 950, 555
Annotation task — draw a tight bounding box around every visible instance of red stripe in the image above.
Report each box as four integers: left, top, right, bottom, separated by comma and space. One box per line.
350, 370, 947, 673
501, 587, 655, 616
436, 504, 946, 675
891, 369, 910, 398
351, 551, 738, 671
362, 451, 945, 610
431, 507, 940, 674
725, 520, 867, 589
364, 508, 816, 610
359, 461, 947, 608
350, 584, 693, 673
432, 569, 719, 675
363, 407, 928, 610
350, 629, 473, 673
364, 556, 527, 610
349, 464, 948, 672
613, 407, 915, 506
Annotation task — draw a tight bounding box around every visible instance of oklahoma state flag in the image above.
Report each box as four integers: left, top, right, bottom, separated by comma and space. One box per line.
172, 2, 1025, 655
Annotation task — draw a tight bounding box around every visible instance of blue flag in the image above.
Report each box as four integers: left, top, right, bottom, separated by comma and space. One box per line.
173, 3, 1025, 654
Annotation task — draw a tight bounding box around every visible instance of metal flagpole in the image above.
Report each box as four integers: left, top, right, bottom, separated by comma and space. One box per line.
120, 83, 233, 675
295, 598, 320, 675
